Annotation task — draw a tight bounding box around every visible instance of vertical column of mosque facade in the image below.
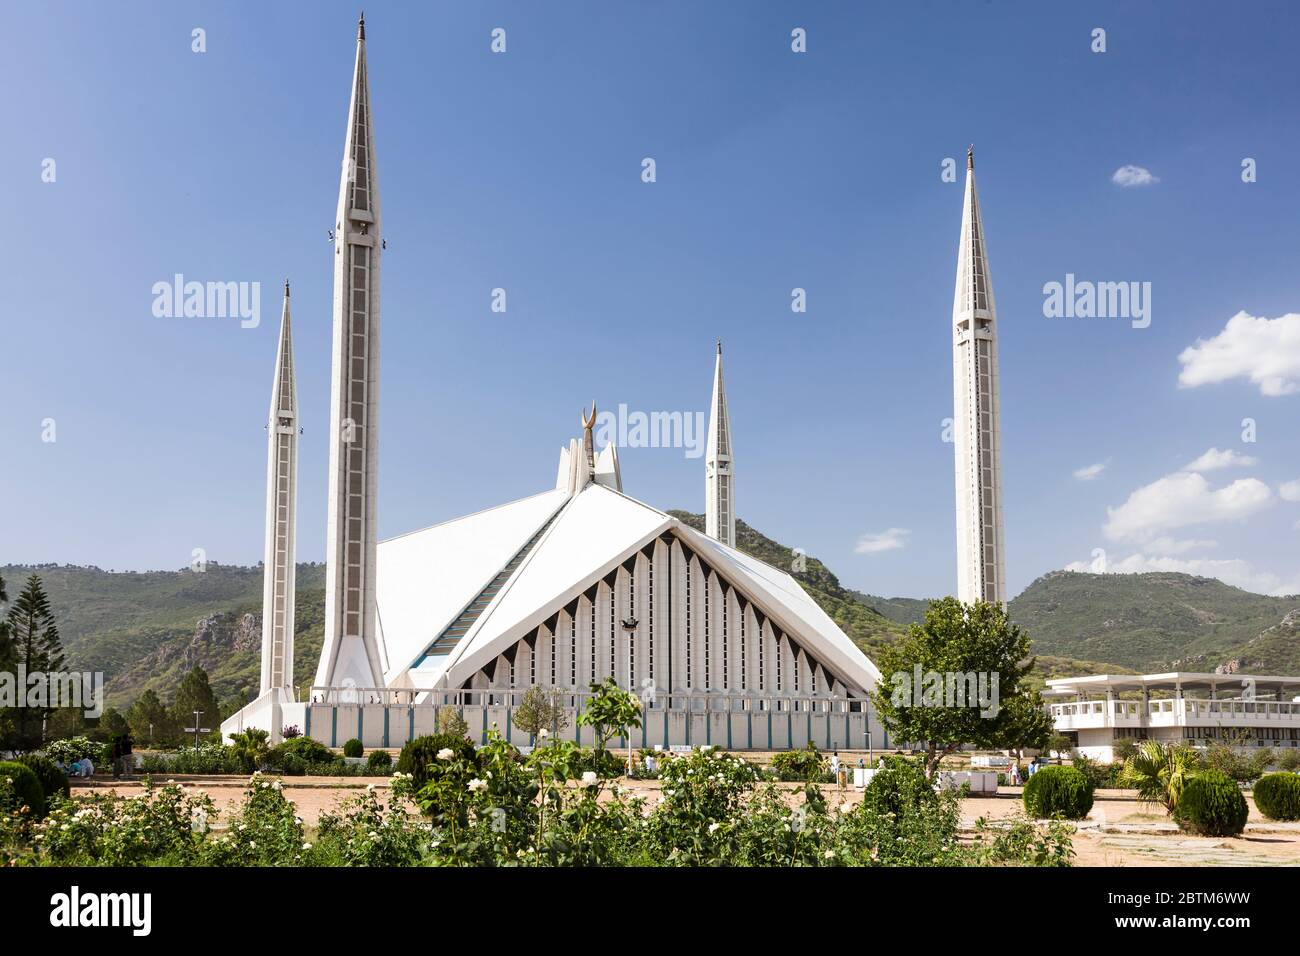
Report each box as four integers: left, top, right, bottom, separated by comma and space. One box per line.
951, 150, 1007, 605
261, 283, 299, 695
318, 16, 386, 689
705, 342, 736, 547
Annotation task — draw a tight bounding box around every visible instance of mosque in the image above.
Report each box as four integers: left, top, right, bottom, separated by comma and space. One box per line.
221, 16, 1006, 752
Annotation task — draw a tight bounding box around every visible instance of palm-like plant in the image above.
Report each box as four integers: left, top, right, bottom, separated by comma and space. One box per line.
228, 728, 272, 772
1120, 740, 1199, 815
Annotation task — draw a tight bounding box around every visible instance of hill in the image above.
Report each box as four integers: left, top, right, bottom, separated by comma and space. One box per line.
1009, 570, 1300, 673
0, 563, 326, 708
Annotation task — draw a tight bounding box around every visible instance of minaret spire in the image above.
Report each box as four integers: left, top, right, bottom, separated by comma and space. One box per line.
705, 339, 735, 547
317, 16, 386, 690
951, 150, 1006, 604
260, 282, 299, 699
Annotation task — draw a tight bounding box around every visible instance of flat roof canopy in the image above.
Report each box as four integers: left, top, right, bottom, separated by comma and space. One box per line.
1046, 672, 1300, 696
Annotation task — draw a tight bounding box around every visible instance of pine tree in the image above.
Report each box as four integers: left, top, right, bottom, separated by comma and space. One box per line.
171, 667, 220, 744
6, 574, 67, 750
127, 689, 179, 747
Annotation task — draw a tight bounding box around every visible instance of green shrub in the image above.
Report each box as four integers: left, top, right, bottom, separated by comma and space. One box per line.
268, 736, 333, 769
16, 754, 70, 802
396, 734, 478, 789
367, 750, 393, 772
1023, 765, 1094, 820
280, 754, 306, 776
1072, 754, 1122, 790
0, 761, 47, 819
770, 742, 829, 782
343, 738, 364, 759
1277, 749, 1300, 773
40, 736, 110, 767
1174, 770, 1249, 836
1252, 773, 1300, 822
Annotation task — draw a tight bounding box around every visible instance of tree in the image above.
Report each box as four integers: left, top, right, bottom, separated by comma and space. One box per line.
513, 686, 569, 743
5, 574, 66, 750
127, 689, 179, 747
870, 597, 1047, 778
1045, 732, 1075, 764
171, 667, 220, 744
577, 677, 642, 766
435, 705, 469, 739
98, 708, 130, 741
997, 690, 1053, 767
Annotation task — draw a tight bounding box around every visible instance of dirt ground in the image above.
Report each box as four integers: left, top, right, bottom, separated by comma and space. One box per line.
72, 776, 1300, 866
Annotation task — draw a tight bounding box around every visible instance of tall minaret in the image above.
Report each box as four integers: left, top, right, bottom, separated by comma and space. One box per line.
951, 147, 1007, 605
316, 13, 386, 689
705, 340, 735, 547
260, 281, 298, 698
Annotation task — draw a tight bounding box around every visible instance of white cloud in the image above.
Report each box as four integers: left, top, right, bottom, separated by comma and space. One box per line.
1103, 471, 1272, 542
1111, 164, 1160, 187
1279, 479, 1300, 502
1073, 462, 1107, 481
1064, 552, 1299, 596
1145, 536, 1217, 555
854, 528, 910, 554
1184, 447, 1258, 472
1178, 311, 1300, 397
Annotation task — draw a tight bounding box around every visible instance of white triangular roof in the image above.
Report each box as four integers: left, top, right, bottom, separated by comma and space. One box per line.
439, 484, 669, 681
375, 488, 569, 684
677, 524, 882, 688
375, 480, 881, 694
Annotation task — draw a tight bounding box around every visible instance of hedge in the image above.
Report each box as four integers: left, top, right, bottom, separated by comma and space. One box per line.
1252, 773, 1300, 822
1022, 765, 1094, 820
0, 761, 47, 819
1174, 770, 1249, 836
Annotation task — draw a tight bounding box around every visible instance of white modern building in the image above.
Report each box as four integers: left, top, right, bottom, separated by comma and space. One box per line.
951, 148, 1007, 605
224, 16, 886, 752
1046, 672, 1300, 763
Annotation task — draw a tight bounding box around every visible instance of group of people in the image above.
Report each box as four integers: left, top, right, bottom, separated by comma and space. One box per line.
1006, 755, 1048, 787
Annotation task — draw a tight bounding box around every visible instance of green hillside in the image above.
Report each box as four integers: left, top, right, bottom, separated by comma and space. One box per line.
1009, 570, 1300, 673
0, 563, 326, 708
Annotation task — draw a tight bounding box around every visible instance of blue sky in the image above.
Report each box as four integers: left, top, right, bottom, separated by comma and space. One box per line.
4, 1, 1300, 599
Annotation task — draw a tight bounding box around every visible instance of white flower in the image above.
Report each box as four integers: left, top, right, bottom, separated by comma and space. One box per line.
538, 728, 550, 738
302, 842, 313, 850
708, 822, 721, 834
271, 780, 283, 791
437, 748, 455, 761
581, 771, 598, 787
824, 850, 835, 859
468, 778, 488, 793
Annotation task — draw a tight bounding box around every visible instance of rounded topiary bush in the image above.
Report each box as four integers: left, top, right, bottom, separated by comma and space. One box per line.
396, 733, 478, 788
1022, 765, 1094, 820
1174, 769, 1249, 836
367, 750, 393, 772
269, 736, 333, 769
343, 738, 364, 759
1252, 772, 1300, 822
16, 753, 70, 803
0, 760, 47, 819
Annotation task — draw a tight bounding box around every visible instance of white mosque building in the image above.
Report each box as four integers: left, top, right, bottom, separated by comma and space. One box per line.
224, 16, 1000, 753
